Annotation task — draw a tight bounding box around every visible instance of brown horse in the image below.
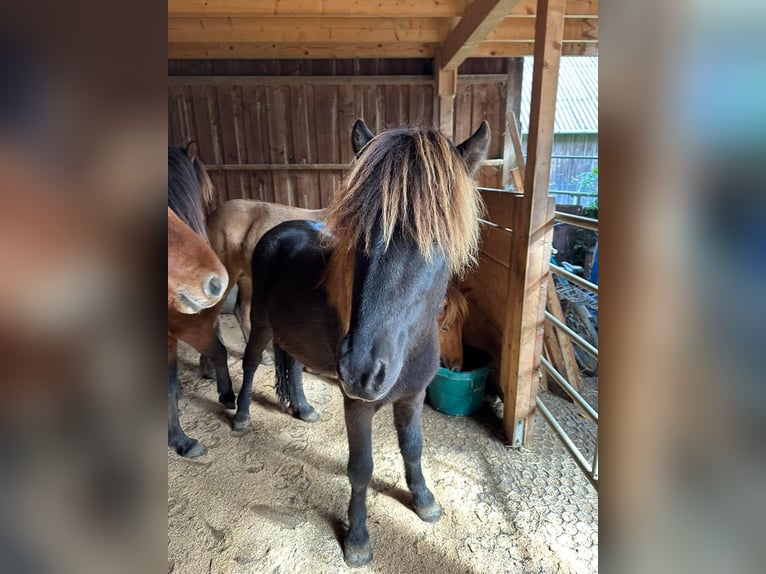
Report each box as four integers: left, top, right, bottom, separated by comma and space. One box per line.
206, 199, 326, 339
168, 144, 235, 458
437, 282, 470, 371
168, 207, 227, 315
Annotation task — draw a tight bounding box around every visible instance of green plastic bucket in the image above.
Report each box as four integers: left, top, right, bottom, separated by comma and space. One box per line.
427, 346, 492, 416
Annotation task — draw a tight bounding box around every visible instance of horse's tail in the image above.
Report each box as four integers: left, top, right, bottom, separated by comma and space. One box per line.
274, 344, 291, 411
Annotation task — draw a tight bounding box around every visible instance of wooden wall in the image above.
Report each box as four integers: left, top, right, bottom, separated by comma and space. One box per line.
168, 58, 510, 210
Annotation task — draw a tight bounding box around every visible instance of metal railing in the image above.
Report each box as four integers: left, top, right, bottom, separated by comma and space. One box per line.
538, 210, 599, 489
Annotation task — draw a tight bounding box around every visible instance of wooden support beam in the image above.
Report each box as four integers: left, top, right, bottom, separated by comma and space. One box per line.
168, 0, 598, 18
488, 16, 598, 42
435, 67, 457, 138
437, 0, 523, 71
168, 42, 436, 59
546, 274, 584, 391
168, 16, 453, 44
168, 0, 472, 18
500, 0, 566, 446
502, 58, 523, 189
474, 41, 597, 57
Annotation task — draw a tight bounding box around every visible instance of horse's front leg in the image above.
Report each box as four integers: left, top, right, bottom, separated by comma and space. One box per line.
343, 396, 376, 567
393, 390, 442, 522
168, 353, 206, 458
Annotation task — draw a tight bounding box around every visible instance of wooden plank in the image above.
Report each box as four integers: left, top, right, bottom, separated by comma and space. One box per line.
462, 300, 503, 371
463, 253, 508, 333
488, 17, 598, 42
479, 225, 512, 268
480, 189, 516, 229
241, 85, 272, 202
337, 84, 356, 163
408, 84, 428, 125
288, 84, 318, 208
314, 85, 339, 207
168, 42, 436, 59
384, 84, 400, 127
452, 83, 472, 145
169, 75, 436, 86
168, 16, 452, 44
437, 0, 523, 71
474, 41, 597, 57
502, 58, 523, 188
546, 272, 584, 391
216, 86, 243, 200
500, 0, 566, 446
436, 67, 456, 137
168, 0, 597, 17
168, 0, 472, 17
265, 86, 293, 206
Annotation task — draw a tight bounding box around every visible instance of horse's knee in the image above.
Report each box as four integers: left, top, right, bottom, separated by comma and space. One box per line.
348, 457, 373, 486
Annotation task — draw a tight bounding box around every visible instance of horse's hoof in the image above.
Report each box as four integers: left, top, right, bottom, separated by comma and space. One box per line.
344, 542, 373, 567
414, 500, 442, 523
176, 440, 207, 458
219, 393, 236, 410
232, 414, 252, 432
298, 407, 320, 423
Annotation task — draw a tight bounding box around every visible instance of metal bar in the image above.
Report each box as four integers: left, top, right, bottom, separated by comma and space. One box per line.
554, 211, 599, 231
550, 263, 598, 294
551, 154, 599, 160
540, 357, 599, 422
545, 311, 599, 360
591, 445, 599, 481
536, 397, 598, 489
549, 190, 599, 196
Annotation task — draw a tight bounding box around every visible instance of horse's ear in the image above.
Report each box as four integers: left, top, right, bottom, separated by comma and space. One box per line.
456, 121, 491, 175
186, 141, 199, 161
351, 119, 374, 156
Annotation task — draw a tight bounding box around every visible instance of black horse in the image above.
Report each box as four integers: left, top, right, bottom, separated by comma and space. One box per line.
235, 119, 490, 566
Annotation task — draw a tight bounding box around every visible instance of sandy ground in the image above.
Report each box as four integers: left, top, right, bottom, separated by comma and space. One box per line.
169, 316, 598, 574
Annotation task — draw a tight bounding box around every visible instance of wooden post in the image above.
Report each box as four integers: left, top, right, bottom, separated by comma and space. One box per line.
502, 57, 523, 189
435, 64, 456, 138
500, 0, 565, 446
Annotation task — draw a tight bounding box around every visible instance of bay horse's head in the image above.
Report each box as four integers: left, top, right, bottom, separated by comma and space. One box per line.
438, 283, 471, 371
325, 120, 489, 401
168, 207, 228, 314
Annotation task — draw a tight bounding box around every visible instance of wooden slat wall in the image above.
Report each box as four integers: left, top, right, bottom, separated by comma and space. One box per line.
462, 189, 517, 378
168, 79, 440, 209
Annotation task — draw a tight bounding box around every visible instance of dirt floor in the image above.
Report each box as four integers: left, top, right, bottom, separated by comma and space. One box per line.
169, 316, 598, 574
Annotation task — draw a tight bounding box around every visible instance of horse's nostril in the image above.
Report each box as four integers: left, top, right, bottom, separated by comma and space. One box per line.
204, 274, 223, 299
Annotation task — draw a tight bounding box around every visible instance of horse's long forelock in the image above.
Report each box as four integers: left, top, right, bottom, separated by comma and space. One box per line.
440, 283, 469, 329
324, 127, 483, 277
168, 147, 212, 239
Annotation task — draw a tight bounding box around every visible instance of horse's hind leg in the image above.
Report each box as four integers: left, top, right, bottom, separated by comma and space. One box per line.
274, 344, 319, 422
233, 321, 271, 431
203, 329, 235, 409
393, 391, 442, 522
342, 397, 376, 567
168, 357, 206, 458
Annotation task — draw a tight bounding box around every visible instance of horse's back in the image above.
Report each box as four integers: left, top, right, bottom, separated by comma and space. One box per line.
207, 199, 327, 283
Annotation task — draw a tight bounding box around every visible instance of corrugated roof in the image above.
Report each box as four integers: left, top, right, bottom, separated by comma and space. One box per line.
520, 56, 598, 134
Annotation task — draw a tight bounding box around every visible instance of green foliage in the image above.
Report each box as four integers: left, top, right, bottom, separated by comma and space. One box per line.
566, 167, 598, 268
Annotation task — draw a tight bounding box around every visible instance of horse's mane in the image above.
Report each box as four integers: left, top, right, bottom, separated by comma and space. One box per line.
168, 146, 215, 238
441, 282, 469, 328
324, 126, 483, 275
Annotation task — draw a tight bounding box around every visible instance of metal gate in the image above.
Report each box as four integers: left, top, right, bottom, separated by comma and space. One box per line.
538, 211, 599, 489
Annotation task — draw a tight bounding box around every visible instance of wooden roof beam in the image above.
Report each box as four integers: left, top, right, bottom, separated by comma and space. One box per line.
437, 0, 523, 71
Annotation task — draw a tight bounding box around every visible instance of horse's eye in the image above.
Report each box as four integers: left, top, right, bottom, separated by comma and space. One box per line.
440, 326, 449, 332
